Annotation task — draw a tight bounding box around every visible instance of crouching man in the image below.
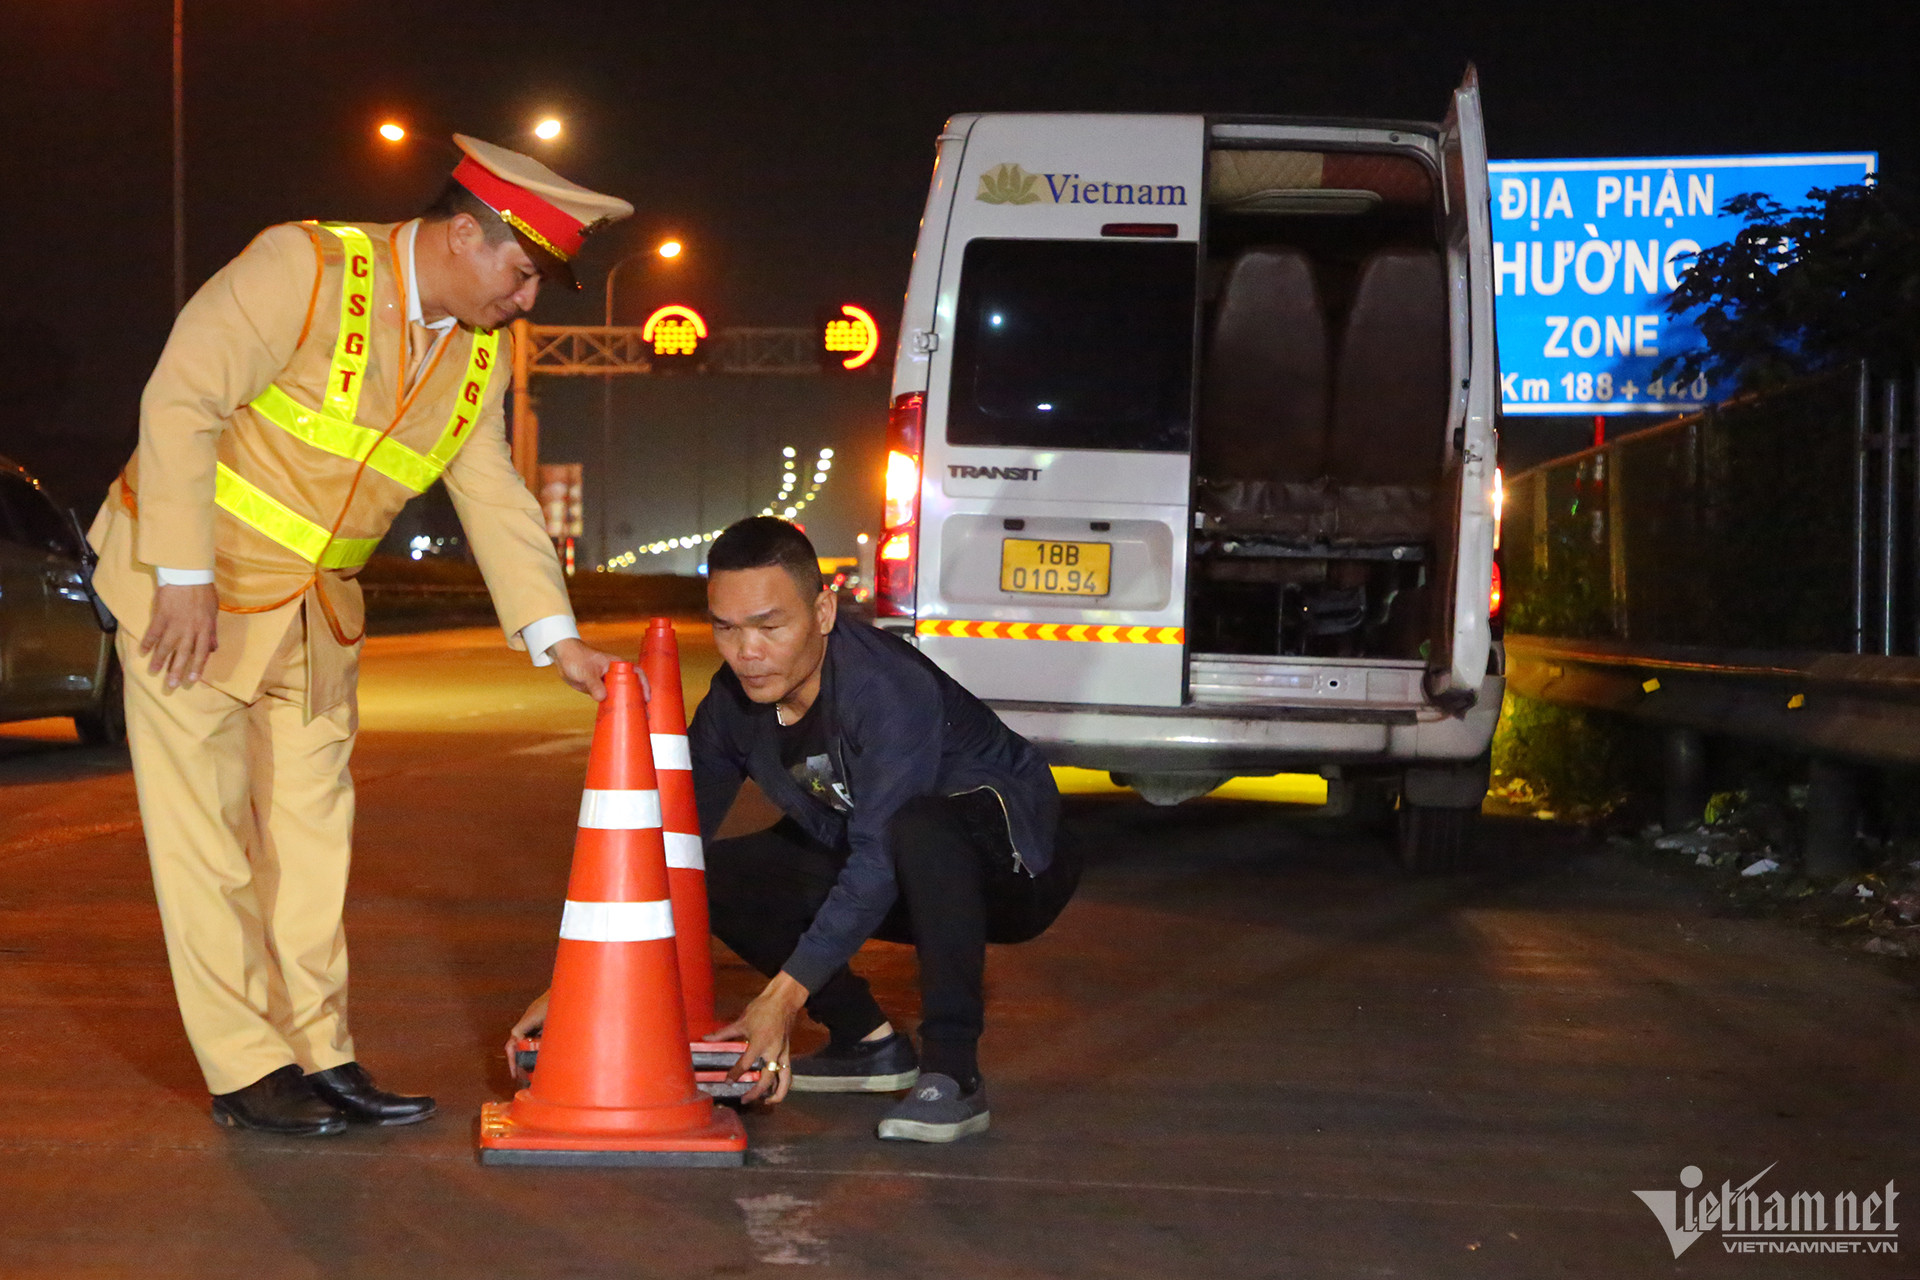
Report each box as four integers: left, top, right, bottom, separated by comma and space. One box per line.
697, 517, 1077, 1141
516, 516, 1076, 1141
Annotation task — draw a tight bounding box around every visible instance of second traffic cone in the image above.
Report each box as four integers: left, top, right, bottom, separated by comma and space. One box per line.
640, 617, 722, 1040
478, 660, 746, 1166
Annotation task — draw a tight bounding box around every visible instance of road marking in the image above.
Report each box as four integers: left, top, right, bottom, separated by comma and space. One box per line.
0, 1136, 1645, 1219
735, 1193, 827, 1265
748, 1166, 1633, 1216
511, 734, 594, 756
0, 820, 141, 863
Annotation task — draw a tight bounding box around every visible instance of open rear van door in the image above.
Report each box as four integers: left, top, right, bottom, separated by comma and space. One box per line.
1428, 67, 1498, 704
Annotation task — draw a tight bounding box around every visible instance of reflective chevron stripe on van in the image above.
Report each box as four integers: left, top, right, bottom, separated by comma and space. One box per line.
916, 620, 1184, 644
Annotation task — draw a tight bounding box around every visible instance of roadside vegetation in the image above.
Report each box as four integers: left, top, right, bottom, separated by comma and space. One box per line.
1659, 182, 1920, 393
1490, 690, 1920, 961
1487, 690, 1631, 822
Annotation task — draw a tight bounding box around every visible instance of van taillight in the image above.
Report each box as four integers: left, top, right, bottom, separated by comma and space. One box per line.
884, 451, 919, 530
1489, 468, 1505, 633
876, 392, 924, 618
1491, 467, 1504, 552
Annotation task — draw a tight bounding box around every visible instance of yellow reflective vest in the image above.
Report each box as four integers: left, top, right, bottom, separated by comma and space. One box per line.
122, 220, 499, 644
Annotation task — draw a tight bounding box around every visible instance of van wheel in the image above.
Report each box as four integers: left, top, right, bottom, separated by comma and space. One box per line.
74, 656, 126, 747
1397, 803, 1478, 873
1348, 776, 1399, 834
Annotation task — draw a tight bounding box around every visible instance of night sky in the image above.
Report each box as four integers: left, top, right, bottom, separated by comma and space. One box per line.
7, 0, 1915, 504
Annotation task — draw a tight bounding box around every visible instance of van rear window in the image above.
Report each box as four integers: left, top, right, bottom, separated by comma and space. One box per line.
948, 239, 1195, 453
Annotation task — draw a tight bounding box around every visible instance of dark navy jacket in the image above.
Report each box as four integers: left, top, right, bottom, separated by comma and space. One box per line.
689, 621, 1060, 992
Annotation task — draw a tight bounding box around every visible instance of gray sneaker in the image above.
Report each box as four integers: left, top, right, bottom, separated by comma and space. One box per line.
789, 1031, 920, 1093
875, 1073, 989, 1143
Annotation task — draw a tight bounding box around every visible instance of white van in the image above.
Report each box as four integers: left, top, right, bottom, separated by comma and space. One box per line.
874, 71, 1504, 869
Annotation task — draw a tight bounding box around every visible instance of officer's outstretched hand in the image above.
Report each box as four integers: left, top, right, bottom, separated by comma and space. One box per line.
142, 582, 219, 689
709, 971, 809, 1105
548, 638, 645, 702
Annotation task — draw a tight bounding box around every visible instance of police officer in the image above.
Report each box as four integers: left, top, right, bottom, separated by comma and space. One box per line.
91, 137, 632, 1135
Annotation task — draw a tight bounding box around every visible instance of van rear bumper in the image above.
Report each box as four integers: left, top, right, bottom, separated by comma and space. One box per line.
990, 674, 1503, 774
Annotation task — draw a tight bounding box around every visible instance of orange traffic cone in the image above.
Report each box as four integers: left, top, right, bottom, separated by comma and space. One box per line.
479, 660, 747, 1166
640, 617, 723, 1041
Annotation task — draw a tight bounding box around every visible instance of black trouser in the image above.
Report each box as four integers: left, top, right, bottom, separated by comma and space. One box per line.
704, 791, 1079, 1082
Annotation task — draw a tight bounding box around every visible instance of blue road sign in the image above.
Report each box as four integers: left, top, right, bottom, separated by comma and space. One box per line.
1490, 153, 1877, 416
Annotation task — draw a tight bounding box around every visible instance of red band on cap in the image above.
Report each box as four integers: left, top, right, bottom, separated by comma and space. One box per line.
451, 155, 583, 259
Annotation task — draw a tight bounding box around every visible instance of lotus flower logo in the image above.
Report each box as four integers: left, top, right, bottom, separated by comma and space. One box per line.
976, 163, 1042, 205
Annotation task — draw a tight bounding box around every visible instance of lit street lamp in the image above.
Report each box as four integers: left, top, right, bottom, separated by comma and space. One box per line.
378, 122, 406, 143
533, 117, 562, 142
657, 239, 683, 260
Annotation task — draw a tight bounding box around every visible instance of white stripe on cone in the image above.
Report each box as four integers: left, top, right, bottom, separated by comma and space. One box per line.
663, 831, 705, 871
651, 733, 691, 771
577, 789, 662, 830
558, 898, 676, 942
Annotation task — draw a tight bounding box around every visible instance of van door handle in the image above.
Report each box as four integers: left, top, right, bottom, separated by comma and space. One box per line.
911, 329, 939, 354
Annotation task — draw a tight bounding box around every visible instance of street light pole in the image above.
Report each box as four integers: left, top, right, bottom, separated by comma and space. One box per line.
600, 255, 631, 569
599, 248, 655, 567
172, 0, 185, 313
598, 241, 682, 568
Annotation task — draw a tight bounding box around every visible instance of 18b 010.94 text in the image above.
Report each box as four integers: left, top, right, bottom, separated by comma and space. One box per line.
999, 539, 1111, 597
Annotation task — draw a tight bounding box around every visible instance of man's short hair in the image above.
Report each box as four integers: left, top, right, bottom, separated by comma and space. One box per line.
420, 179, 516, 245
707, 517, 823, 598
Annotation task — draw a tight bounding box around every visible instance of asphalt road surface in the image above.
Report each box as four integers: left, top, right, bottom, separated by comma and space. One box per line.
2, 620, 1916, 1278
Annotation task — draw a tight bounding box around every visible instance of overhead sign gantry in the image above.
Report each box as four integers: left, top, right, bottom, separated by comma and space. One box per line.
504, 310, 884, 490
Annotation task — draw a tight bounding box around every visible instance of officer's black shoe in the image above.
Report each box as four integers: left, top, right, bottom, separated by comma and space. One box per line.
307, 1062, 437, 1126
211, 1064, 348, 1136
788, 1031, 920, 1093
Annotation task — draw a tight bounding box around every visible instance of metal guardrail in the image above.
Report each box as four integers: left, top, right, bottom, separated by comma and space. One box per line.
1505, 634, 1920, 768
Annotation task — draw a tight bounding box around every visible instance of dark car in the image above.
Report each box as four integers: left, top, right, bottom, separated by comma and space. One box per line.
0, 455, 122, 745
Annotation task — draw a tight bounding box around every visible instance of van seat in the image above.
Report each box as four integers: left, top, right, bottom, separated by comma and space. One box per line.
1196, 249, 1329, 531
1198, 249, 1327, 485
1325, 248, 1450, 541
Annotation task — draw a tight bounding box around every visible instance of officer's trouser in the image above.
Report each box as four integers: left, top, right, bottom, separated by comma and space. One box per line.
118, 617, 359, 1095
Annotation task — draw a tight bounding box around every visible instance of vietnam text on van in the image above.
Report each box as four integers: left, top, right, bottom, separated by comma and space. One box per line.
975, 163, 1188, 207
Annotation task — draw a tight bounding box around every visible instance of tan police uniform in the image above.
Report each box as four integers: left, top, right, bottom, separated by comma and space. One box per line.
90, 138, 631, 1095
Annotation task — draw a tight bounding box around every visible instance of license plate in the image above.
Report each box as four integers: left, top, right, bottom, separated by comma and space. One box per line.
1000, 539, 1111, 596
